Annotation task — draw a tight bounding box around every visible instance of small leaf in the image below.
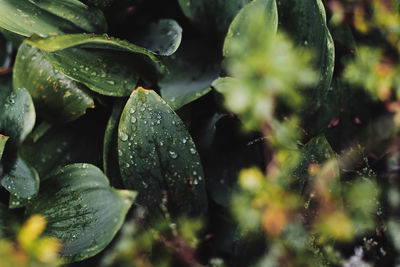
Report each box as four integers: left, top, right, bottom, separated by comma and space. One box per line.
0, 87, 35, 142
0, 134, 9, 161
25, 163, 136, 263
159, 38, 221, 110
132, 19, 182, 56
0, 0, 106, 38
223, 0, 278, 57
27, 34, 166, 96
1, 156, 39, 199
177, 0, 251, 37
14, 43, 94, 123
118, 87, 208, 217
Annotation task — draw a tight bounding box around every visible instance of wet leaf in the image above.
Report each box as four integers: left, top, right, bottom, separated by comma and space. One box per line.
0, 87, 35, 142
27, 34, 166, 96
1, 156, 39, 200
159, 38, 220, 110
278, 0, 335, 114
0, 0, 106, 38
177, 0, 251, 37
132, 19, 182, 56
25, 163, 136, 262
118, 87, 208, 217
14, 43, 94, 123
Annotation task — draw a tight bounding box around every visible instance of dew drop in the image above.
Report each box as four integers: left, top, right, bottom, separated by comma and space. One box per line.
169, 151, 178, 159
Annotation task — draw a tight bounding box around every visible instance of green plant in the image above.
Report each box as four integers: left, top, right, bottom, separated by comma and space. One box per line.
1, 0, 400, 266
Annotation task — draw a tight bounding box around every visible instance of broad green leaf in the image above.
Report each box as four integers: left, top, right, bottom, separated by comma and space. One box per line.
132, 19, 182, 56
103, 98, 125, 188
0, 87, 35, 142
159, 38, 220, 110
14, 43, 94, 123
27, 34, 166, 96
0, 0, 105, 38
25, 163, 136, 263
278, 0, 335, 113
223, 0, 278, 57
9, 194, 29, 209
83, 0, 114, 8
178, 0, 251, 37
118, 88, 208, 217
1, 156, 39, 199
0, 134, 8, 161
30, 0, 107, 33
20, 117, 104, 178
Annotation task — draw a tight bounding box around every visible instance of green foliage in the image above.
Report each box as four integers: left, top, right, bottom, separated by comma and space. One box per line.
1, 0, 400, 266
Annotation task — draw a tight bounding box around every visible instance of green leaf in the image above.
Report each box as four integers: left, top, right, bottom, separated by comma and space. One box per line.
118, 88, 208, 217
19, 117, 104, 179
25, 163, 136, 263
0, 0, 106, 38
277, 0, 335, 113
1, 156, 39, 199
0, 134, 9, 161
103, 98, 125, 188
132, 19, 182, 56
30, 0, 107, 33
14, 43, 94, 123
178, 0, 251, 37
83, 0, 114, 8
0, 87, 35, 142
223, 0, 278, 57
27, 34, 166, 96
159, 38, 221, 110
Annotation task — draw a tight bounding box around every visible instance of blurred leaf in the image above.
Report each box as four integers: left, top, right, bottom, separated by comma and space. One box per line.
14, 43, 94, 123
82, 0, 114, 8
27, 34, 166, 96
103, 98, 125, 188
0, 0, 106, 38
223, 0, 278, 57
159, 38, 220, 110
25, 163, 136, 263
177, 0, 251, 37
19, 117, 104, 179
292, 135, 337, 192
1, 156, 39, 200
118, 88, 208, 217
0, 87, 35, 142
132, 19, 182, 56
278, 0, 335, 114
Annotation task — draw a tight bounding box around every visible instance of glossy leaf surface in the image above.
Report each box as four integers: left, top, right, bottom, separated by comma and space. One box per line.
118, 88, 207, 217
159, 38, 220, 110
0, 87, 35, 142
25, 163, 136, 262
27, 34, 165, 96
1, 156, 39, 199
14, 43, 94, 123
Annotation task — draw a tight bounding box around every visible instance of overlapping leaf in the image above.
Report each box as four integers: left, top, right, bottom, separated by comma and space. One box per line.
26, 34, 167, 96
0, 0, 106, 38
14, 43, 94, 123
25, 163, 136, 262
118, 88, 208, 217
